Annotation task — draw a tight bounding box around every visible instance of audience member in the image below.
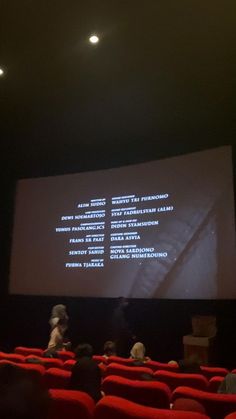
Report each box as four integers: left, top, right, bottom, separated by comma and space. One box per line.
45, 304, 70, 357
49, 304, 69, 332
218, 373, 236, 394
130, 342, 150, 365
0, 363, 49, 419
70, 343, 102, 402
103, 341, 116, 358
45, 319, 65, 357
168, 360, 179, 366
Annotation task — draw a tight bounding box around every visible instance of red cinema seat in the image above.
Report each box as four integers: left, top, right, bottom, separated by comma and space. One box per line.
172, 386, 236, 419
57, 351, 75, 362
146, 360, 180, 372
63, 359, 76, 371
49, 389, 95, 419
0, 360, 45, 377
173, 398, 206, 414
106, 363, 153, 380
0, 352, 25, 363
154, 370, 208, 391
14, 346, 44, 357
93, 355, 108, 364
26, 355, 63, 369
107, 356, 136, 366
208, 376, 224, 393
94, 395, 210, 419
200, 366, 229, 380
45, 368, 71, 389
102, 375, 171, 408
19, 363, 45, 376
98, 362, 107, 377
0, 359, 18, 366
225, 414, 236, 418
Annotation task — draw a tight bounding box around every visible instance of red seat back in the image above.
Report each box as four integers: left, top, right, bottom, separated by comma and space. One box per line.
200, 366, 229, 380
106, 363, 153, 380
26, 355, 63, 369
208, 376, 224, 393
98, 362, 107, 377
172, 386, 236, 419
107, 356, 136, 366
45, 368, 71, 389
154, 370, 208, 391
18, 363, 46, 376
146, 360, 179, 372
173, 398, 206, 414
63, 359, 76, 371
57, 351, 75, 362
0, 360, 45, 376
15, 346, 44, 357
0, 352, 25, 363
102, 375, 171, 408
49, 389, 95, 419
93, 355, 108, 364
225, 414, 236, 419
94, 395, 210, 419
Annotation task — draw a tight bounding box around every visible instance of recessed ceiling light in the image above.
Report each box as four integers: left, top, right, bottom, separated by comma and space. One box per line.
0, 68, 4, 76
89, 35, 99, 44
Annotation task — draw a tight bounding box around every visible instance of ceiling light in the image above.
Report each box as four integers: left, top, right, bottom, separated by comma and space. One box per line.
89, 35, 99, 44
0, 68, 4, 76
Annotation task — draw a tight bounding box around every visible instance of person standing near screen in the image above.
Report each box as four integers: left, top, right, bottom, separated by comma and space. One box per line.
45, 304, 69, 356
111, 297, 133, 357
49, 304, 69, 332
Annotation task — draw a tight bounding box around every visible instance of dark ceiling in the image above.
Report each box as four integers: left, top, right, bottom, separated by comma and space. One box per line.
0, 0, 236, 178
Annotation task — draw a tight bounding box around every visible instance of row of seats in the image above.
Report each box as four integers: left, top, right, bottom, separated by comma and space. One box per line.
9, 348, 233, 381
49, 391, 208, 419
2, 357, 236, 418
0, 361, 227, 405
0, 353, 227, 393
49, 391, 236, 419
13, 347, 232, 377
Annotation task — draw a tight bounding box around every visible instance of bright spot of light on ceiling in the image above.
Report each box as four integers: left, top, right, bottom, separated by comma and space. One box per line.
89, 35, 99, 44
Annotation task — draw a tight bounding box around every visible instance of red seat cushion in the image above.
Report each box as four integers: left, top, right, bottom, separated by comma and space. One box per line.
102, 375, 171, 408
94, 395, 210, 419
